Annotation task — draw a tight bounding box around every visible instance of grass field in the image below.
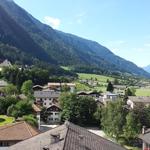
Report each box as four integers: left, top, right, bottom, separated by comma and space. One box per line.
0, 115, 15, 126
61, 66, 71, 71
76, 73, 114, 92
136, 88, 150, 96
77, 73, 150, 95
78, 73, 114, 83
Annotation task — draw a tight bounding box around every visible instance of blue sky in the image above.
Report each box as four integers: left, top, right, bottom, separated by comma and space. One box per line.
14, 0, 150, 67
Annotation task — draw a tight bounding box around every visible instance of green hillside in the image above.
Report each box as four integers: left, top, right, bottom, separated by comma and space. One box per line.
0, 0, 149, 78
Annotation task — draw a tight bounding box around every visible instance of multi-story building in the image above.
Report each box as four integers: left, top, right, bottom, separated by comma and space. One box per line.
46, 104, 62, 124
34, 89, 61, 124
34, 90, 60, 108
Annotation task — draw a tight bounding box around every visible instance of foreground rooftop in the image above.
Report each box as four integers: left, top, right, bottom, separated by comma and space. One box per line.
0, 121, 39, 141
9, 121, 126, 150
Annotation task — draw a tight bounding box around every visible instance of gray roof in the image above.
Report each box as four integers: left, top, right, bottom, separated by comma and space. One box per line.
128, 96, 150, 103
9, 121, 127, 150
139, 130, 150, 144
34, 90, 60, 98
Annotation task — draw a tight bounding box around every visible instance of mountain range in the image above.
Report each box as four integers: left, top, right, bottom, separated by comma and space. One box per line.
0, 0, 150, 78
143, 65, 150, 73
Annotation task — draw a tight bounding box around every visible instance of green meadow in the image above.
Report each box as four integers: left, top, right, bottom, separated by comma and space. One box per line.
0, 115, 15, 126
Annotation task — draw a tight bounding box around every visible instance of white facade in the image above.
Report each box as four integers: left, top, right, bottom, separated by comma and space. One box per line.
102, 92, 119, 102
34, 90, 60, 108
47, 111, 60, 123
46, 105, 61, 124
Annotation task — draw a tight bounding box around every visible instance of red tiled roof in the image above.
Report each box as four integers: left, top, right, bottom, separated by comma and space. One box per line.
0, 121, 39, 141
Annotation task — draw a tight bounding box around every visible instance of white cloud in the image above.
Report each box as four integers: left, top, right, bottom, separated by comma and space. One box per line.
43, 16, 61, 29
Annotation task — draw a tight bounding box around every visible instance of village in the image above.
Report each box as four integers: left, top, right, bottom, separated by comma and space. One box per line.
0, 60, 150, 150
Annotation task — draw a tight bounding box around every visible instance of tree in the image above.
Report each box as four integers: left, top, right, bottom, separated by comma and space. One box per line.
113, 78, 119, 85
59, 92, 97, 126
106, 81, 114, 92
123, 111, 141, 143
94, 107, 102, 127
7, 100, 33, 118
125, 87, 136, 97
101, 100, 127, 140
0, 96, 18, 114
2, 84, 18, 95
23, 114, 38, 127
61, 84, 70, 92
21, 80, 33, 96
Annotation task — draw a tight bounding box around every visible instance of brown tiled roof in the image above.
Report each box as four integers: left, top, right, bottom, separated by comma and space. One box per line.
9, 121, 126, 150
0, 121, 39, 141
32, 104, 41, 112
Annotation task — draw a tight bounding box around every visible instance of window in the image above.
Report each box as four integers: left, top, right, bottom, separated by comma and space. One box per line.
0, 142, 9, 147
55, 113, 59, 115
44, 103, 46, 105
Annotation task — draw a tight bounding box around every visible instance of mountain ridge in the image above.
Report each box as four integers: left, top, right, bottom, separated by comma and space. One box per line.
0, 0, 149, 78
143, 65, 150, 73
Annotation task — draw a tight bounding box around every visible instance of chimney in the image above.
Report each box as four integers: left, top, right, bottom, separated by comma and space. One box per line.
43, 146, 49, 150
79, 135, 84, 140
50, 134, 60, 144
142, 126, 146, 134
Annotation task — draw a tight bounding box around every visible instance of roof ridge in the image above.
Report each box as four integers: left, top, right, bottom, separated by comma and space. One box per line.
24, 122, 33, 137
67, 122, 127, 150
62, 121, 70, 150
0, 121, 24, 131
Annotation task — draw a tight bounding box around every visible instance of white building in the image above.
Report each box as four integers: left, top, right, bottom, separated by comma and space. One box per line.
101, 92, 119, 105
127, 96, 150, 109
34, 90, 60, 108
46, 105, 61, 124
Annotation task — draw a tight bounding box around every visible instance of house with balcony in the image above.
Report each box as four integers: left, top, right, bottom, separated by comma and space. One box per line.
34, 90, 60, 108
46, 104, 62, 124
